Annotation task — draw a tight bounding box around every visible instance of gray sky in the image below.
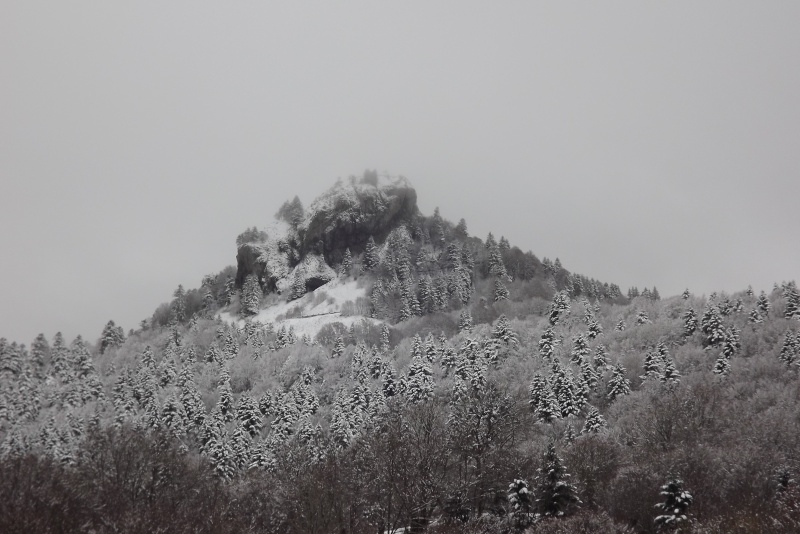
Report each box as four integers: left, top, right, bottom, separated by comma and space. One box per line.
2, 2, 799, 344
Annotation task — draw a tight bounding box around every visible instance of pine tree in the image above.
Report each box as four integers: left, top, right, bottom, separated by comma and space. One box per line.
700, 305, 725, 346
683, 308, 698, 337
508, 479, 534, 528
757, 291, 771, 317
654, 478, 693, 530
581, 405, 607, 434
534, 443, 580, 517
607, 364, 631, 402
494, 279, 510, 302
713, 354, 731, 377
241, 274, 262, 315
172, 285, 187, 323
641, 349, 662, 381
492, 315, 518, 345
587, 319, 603, 339
458, 309, 473, 332
779, 331, 798, 366
405, 355, 434, 404
682, 288, 690, 300
636, 309, 651, 325
538, 327, 559, 361
570, 334, 590, 365
783, 282, 800, 319
236, 394, 262, 438
99, 320, 125, 354
747, 308, 764, 324
615, 318, 626, 332
340, 248, 352, 277
593, 344, 610, 369
660, 358, 681, 385
549, 292, 571, 326
364, 236, 379, 272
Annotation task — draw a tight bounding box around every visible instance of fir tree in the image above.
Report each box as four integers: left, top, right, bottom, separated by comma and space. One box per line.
783, 282, 800, 319
581, 405, 607, 434
340, 248, 352, 277
636, 309, 651, 325
683, 308, 698, 337
713, 354, 731, 377
534, 443, 580, 517
172, 285, 187, 323
593, 344, 610, 369
654, 478, 693, 530
641, 349, 662, 381
99, 320, 125, 354
494, 279, 510, 302
682, 288, 690, 300
458, 309, 473, 332
364, 236, 379, 272
700, 305, 725, 346
538, 327, 559, 361
757, 291, 771, 317
587, 319, 603, 339
607, 364, 631, 402
660, 358, 681, 385
241, 274, 262, 316
492, 315, 518, 345
405, 355, 434, 404
508, 479, 534, 528
779, 331, 798, 366
615, 318, 626, 332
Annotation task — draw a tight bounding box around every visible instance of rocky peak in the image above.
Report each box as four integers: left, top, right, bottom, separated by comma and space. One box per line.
235, 173, 418, 299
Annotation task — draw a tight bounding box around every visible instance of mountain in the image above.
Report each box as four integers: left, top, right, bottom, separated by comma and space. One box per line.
1, 173, 800, 533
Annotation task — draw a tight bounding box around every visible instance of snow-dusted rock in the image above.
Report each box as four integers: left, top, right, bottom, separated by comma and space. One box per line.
280, 253, 337, 294
299, 174, 417, 260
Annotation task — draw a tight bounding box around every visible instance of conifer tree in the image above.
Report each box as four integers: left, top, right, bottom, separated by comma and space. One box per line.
713, 354, 731, 377
549, 292, 571, 326
682, 288, 690, 300
593, 344, 610, 369
700, 305, 725, 346
340, 248, 352, 277
494, 279, 510, 302
237, 394, 262, 438
508, 479, 534, 528
683, 308, 698, 336
636, 309, 651, 325
654, 478, 693, 530
570, 334, 590, 365
405, 355, 434, 404
534, 443, 580, 517
458, 309, 473, 332
779, 331, 798, 366
172, 285, 187, 323
660, 358, 681, 385
641, 349, 662, 381
538, 327, 559, 361
783, 282, 800, 319
748, 308, 763, 324
615, 318, 626, 332
587, 319, 603, 339
99, 320, 125, 354
492, 315, 518, 345
364, 236, 379, 272
607, 364, 631, 402
241, 274, 262, 316
581, 405, 607, 434
757, 291, 771, 317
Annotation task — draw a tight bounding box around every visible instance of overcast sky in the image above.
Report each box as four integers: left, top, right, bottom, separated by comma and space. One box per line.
2, 2, 799, 345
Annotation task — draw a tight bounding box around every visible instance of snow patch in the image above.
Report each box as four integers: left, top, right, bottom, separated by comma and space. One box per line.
219, 278, 377, 338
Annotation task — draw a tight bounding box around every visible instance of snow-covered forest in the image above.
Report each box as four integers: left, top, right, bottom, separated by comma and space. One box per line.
2, 177, 800, 533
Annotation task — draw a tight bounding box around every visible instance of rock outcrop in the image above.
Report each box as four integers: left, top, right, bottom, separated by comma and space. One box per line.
298, 175, 418, 261
234, 174, 418, 300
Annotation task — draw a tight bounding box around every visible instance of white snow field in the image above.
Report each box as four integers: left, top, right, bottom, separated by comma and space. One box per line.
219, 278, 380, 338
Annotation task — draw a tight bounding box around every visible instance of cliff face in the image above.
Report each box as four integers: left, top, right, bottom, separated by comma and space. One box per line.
235, 175, 417, 298
299, 175, 418, 261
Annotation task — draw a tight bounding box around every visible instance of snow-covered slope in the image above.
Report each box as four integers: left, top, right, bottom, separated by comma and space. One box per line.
219, 278, 379, 338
